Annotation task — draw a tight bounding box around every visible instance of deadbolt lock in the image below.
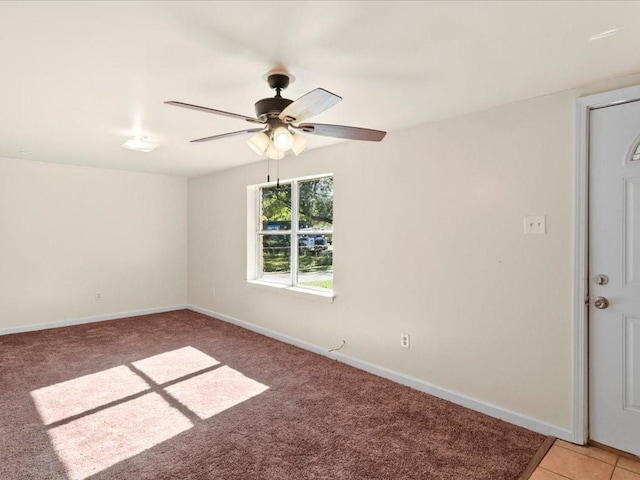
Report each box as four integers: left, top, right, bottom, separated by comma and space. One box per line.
594, 274, 609, 285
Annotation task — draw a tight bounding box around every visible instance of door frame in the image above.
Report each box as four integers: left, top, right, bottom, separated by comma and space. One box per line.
574, 84, 640, 445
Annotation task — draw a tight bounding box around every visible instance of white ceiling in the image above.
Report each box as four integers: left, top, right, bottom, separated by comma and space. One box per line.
1, 1, 639, 177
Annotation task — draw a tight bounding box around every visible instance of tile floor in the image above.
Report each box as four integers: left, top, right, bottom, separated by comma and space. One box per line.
531, 440, 640, 480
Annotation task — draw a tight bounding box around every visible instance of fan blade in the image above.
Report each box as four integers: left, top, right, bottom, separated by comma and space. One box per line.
190, 128, 264, 143
165, 101, 263, 124
297, 123, 386, 141
278, 88, 341, 123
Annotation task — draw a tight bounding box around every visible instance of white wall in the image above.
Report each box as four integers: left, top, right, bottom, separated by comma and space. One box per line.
188, 74, 640, 435
0, 157, 187, 330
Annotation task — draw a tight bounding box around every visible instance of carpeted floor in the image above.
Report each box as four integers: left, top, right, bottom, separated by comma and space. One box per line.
0, 309, 546, 479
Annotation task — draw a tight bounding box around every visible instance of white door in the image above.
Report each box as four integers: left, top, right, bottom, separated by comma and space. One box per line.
590, 99, 640, 455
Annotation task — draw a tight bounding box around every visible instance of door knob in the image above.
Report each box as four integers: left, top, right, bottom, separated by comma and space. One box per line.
594, 296, 609, 309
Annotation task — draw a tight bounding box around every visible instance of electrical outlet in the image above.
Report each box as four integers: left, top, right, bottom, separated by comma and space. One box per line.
401, 333, 410, 349
96, 292, 101, 301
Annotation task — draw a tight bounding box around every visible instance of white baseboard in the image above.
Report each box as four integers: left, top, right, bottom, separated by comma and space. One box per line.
188, 304, 573, 442
0, 304, 188, 336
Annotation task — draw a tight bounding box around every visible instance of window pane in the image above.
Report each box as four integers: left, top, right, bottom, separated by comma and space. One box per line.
261, 184, 291, 231
633, 141, 640, 162
258, 234, 291, 285
298, 177, 333, 230
297, 234, 333, 290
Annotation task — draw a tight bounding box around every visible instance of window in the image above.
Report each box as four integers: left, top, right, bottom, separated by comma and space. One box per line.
248, 174, 333, 295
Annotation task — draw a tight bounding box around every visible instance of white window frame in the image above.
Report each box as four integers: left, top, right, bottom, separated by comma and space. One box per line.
246, 173, 335, 302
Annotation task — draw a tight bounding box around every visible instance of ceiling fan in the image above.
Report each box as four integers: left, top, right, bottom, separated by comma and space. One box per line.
165, 70, 386, 160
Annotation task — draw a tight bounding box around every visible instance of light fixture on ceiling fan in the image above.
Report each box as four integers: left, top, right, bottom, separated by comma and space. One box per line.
246, 125, 307, 160
165, 68, 386, 161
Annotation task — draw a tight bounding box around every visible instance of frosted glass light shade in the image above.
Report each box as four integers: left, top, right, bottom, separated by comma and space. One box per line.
266, 144, 285, 160
247, 132, 270, 155
290, 134, 308, 156
272, 127, 293, 151
122, 136, 159, 152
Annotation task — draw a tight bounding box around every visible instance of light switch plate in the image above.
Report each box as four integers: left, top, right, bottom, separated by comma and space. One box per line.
524, 215, 546, 234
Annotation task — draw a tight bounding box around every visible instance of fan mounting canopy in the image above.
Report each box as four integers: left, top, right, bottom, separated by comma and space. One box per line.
266, 73, 291, 91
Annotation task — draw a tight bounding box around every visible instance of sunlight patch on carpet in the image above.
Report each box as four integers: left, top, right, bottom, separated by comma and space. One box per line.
48, 393, 192, 480
166, 365, 269, 419
31, 365, 149, 425
132, 346, 220, 384
30, 346, 269, 480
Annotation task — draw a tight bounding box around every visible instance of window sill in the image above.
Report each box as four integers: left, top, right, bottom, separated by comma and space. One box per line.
246, 280, 336, 303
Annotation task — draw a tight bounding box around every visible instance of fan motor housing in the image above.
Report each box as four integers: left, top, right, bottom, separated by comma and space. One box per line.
254, 97, 293, 120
